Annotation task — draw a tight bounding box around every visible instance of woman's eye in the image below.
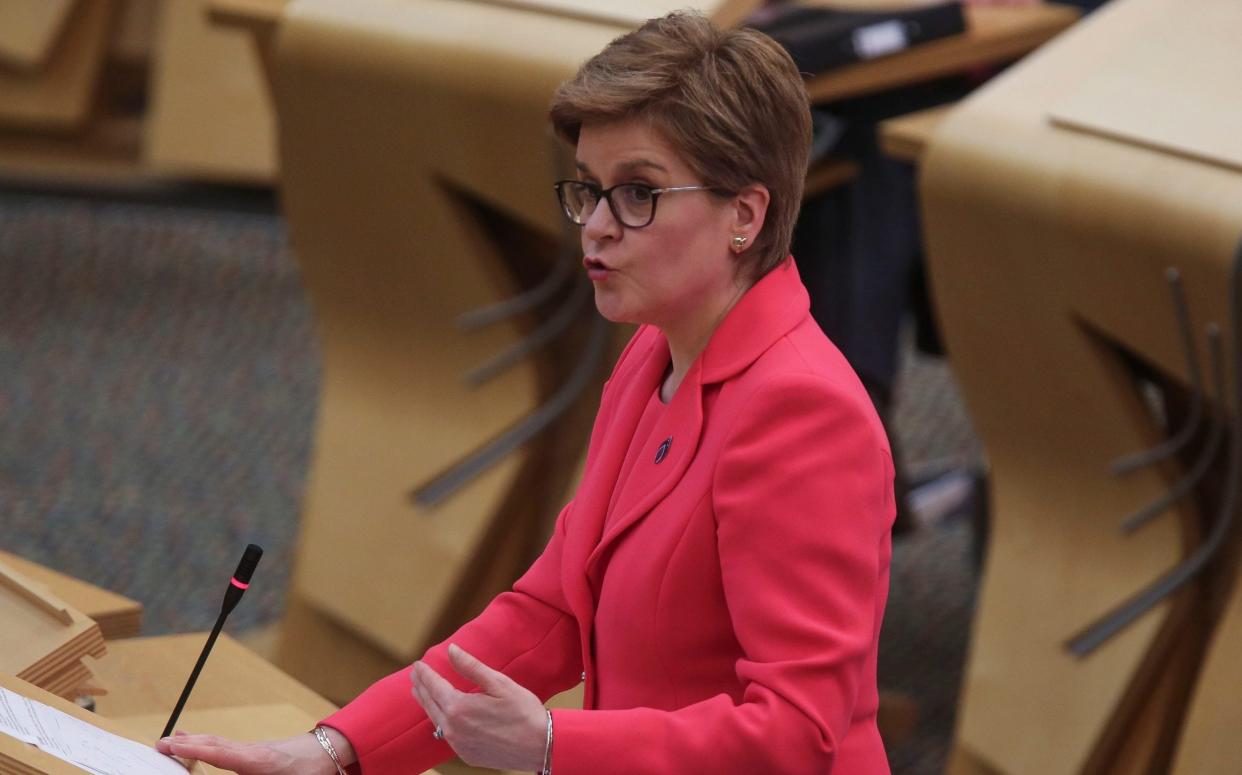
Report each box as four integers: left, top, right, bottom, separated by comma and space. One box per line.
621, 186, 652, 204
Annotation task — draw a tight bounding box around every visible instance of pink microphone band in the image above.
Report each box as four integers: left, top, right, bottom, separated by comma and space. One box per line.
230, 577, 250, 590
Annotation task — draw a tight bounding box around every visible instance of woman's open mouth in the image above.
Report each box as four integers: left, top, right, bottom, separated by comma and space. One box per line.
584, 256, 613, 281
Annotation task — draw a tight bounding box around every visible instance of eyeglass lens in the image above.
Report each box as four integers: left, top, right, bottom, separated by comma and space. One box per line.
560, 182, 654, 228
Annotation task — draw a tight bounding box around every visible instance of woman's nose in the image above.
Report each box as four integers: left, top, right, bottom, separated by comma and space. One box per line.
583, 197, 622, 242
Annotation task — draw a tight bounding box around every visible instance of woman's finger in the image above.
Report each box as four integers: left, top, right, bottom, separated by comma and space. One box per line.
446, 643, 512, 695
410, 665, 450, 732
415, 661, 464, 713
162, 739, 264, 772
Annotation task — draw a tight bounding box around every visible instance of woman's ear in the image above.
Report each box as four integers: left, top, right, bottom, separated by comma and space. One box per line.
729, 183, 770, 252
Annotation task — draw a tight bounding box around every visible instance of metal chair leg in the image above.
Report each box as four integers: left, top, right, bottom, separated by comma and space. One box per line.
1120, 324, 1225, 534
1110, 268, 1205, 476
1067, 242, 1242, 657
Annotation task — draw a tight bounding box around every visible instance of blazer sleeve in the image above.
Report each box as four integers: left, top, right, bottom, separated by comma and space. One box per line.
320, 498, 584, 775
550, 373, 894, 774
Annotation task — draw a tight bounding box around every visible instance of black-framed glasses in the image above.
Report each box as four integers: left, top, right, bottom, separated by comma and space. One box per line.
553, 180, 725, 229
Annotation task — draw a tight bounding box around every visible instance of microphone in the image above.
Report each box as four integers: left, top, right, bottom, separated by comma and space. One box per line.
162, 544, 263, 739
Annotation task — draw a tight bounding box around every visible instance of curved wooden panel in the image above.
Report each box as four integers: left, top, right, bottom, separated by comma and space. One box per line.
270, 0, 622, 665
922, 0, 1242, 771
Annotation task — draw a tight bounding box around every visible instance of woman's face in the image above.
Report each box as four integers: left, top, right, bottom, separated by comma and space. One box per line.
574, 119, 742, 331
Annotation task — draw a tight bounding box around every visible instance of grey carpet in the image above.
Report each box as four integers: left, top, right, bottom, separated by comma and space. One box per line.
0, 185, 982, 773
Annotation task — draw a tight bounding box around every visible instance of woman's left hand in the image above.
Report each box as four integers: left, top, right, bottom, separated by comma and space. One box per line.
409, 643, 548, 772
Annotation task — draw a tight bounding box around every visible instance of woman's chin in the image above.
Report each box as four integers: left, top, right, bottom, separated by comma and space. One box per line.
591, 294, 640, 325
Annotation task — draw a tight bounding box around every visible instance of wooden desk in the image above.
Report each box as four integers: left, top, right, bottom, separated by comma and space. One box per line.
805, 3, 1079, 103
879, 103, 954, 163
210, 1, 1079, 110
91, 634, 337, 719
89, 633, 451, 774
919, 0, 1242, 770
0, 551, 142, 640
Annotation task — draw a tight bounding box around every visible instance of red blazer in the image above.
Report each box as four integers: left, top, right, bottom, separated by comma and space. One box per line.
324, 259, 895, 774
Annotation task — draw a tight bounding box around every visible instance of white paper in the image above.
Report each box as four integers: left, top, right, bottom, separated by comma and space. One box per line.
853, 20, 909, 60
0, 687, 186, 774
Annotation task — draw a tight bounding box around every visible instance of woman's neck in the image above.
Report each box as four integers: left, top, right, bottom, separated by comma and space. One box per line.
659, 280, 750, 403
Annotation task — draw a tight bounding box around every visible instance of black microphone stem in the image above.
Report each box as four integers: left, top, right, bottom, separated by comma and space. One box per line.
162, 610, 227, 738
161, 543, 262, 739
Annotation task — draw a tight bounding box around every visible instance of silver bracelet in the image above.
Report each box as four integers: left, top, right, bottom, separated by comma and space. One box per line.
539, 709, 553, 775
313, 726, 348, 775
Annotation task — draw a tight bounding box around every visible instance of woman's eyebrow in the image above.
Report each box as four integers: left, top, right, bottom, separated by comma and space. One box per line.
574, 158, 669, 177
616, 158, 668, 174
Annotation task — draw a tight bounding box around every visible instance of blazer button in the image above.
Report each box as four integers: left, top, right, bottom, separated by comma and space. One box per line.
580, 671, 587, 681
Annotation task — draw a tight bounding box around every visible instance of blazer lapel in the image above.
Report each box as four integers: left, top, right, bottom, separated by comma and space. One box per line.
566, 259, 811, 615
561, 332, 671, 623
585, 357, 705, 581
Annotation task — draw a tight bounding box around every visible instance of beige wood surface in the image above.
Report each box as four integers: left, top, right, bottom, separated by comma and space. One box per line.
88, 635, 453, 774
1170, 569, 1242, 773
805, 3, 1079, 104
0, 0, 114, 130
270, 0, 621, 666
878, 103, 952, 163
0, 0, 76, 72
0, 561, 106, 701
91, 634, 338, 720
920, 0, 1242, 771
1049, 1, 1242, 174
0, 113, 149, 188
0, 552, 142, 640
144, 0, 276, 183
456, 0, 758, 28
207, 0, 286, 36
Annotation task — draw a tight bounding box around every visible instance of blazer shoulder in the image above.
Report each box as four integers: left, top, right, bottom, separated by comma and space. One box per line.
731, 317, 891, 454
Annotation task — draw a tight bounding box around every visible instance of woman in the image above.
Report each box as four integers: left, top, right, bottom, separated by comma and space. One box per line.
160, 11, 894, 774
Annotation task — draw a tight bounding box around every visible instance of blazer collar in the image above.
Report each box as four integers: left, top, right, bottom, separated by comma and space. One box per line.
699, 257, 809, 384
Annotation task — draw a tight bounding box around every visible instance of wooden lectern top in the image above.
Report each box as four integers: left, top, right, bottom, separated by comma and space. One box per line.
0, 560, 106, 701
0, 552, 142, 641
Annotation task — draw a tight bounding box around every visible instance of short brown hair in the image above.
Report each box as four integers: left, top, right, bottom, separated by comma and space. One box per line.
549, 12, 811, 281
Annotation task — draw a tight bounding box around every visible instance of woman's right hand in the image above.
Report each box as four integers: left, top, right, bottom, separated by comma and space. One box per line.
156, 729, 351, 774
